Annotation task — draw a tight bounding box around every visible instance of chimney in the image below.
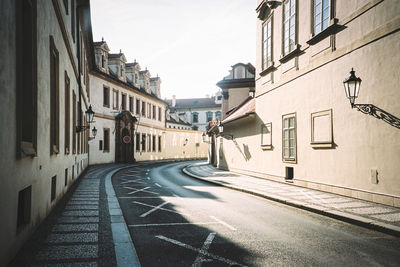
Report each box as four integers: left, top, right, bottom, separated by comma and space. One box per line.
172, 95, 176, 107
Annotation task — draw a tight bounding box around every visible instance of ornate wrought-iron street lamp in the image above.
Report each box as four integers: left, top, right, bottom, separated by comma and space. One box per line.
343, 68, 362, 108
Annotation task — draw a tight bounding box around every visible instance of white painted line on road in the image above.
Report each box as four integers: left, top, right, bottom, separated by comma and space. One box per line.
139, 201, 169, 217
192, 233, 216, 267
133, 201, 189, 216
147, 177, 151, 180
129, 222, 219, 227
155, 235, 246, 267
119, 196, 160, 199
124, 186, 159, 195
210, 216, 237, 231
155, 183, 162, 188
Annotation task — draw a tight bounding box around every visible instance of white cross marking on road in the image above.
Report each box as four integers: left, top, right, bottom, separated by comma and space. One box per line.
124, 186, 159, 195
192, 233, 216, 267
140, 201, 169, 217
155, 234, 246, 267
210, 216, 237, 231
132, 201, 189, 216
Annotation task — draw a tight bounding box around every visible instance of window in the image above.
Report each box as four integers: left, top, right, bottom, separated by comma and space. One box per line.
147, 134, 151, 152
158, 136, 162, 152
16, 0, 37, 157
147, 103, 151, 118
192, 125, 198, 131
158, 107, 162, 121
120, 66, 124, 77
51, 176, 57, 202
192, 112, 199, 123
17, 186, 32, 231
136, 133, 140, 151
121, 93, 126, 110
50, 36, 59, 155
313, 0, 330, 35
72, 92, 76, 154
152, 135, 156, 151
262, 18, 273, 70
101, 54, 105, 68
103, 86, 110, 107
63, 0, 68, 14
99, 140, 103, 150
113, 90, 119, 110
283, 0, 296, 55
65, 72, 70, 154
129, 96, 134, 112
136, 99, 140, 114
261, 123, 272, 149
215, 111, 221, 120
282, 113, 296, 162
103, 128, 110, 152
65, 168, 68, 186
141, 101, 146, 116
141, 134, 146, 151
152, 105, 156, 119
206, 111, 213, 122
71, 0, 75, 42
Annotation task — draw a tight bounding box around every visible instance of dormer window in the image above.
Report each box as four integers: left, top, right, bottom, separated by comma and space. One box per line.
120, 66, 124, 77
101, 54, 105, 68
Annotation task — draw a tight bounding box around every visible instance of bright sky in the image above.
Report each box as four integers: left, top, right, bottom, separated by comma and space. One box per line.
90, 0, 256, 99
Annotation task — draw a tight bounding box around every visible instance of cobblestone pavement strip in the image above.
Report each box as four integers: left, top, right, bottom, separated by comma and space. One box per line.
9, 164, 132, 267
183, 162, 400, 236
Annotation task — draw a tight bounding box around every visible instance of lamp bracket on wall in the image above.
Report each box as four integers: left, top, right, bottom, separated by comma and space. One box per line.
353, 104, 400, 129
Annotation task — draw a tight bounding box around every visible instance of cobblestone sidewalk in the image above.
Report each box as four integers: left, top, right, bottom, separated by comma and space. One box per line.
183, 162, 400, 237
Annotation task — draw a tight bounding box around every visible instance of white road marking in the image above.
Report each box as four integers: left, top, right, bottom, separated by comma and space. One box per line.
119, 196, 160, 199
121, 180, 147, 185
155, 183, 162, 188
210, 216, 237, 231
129, 222, 220, 227
147, 177, 151, 180
192, 233, 216, 267
133, 201, 188, 216
155, 235, 246, 267
124, 186, 159, 195
140, 201, 169, 217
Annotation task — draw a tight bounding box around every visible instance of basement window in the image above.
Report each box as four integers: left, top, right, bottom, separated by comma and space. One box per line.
285, 166, 294, 180
51, 176, 57, 202
17, 186, 32, 232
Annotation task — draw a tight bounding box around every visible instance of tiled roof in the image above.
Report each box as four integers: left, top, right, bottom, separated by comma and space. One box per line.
126, 62, 138, 67
166, 117, 191, 126
108, 53, 123, 58
222, 97, 255, 124
93, 41, 105, 46
166, 98, 221, 109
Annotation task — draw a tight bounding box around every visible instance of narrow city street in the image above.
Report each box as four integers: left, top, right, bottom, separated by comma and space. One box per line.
112, 161, 400, 267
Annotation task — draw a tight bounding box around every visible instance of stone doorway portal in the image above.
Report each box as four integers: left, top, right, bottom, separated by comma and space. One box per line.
115, 111, 137, 163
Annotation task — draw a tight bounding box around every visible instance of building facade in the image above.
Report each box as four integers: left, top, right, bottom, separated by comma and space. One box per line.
213, 0, 400, 207
0, 0, 94, 265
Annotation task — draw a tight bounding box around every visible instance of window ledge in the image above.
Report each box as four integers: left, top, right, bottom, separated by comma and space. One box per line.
279, 44, 301, 63
261, 144, 273, 150
307, 18, 340, 45
259, 62, 275, 76
21, 141, 36, 157
310, 142, 333, 148
283, 158, 297, 164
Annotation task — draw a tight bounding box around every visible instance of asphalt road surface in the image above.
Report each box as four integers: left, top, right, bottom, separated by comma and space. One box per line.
112, 161, 400, 267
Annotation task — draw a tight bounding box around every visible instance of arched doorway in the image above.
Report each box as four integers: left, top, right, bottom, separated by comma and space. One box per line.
115, 111, 137, 163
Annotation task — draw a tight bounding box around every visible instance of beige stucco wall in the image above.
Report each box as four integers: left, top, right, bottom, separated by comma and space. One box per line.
222, 87, 252, 119
218, 0, 400, 206
0, 0, 91, 265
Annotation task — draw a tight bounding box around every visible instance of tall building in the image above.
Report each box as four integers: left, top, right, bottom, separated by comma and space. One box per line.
211, 0, 400, 207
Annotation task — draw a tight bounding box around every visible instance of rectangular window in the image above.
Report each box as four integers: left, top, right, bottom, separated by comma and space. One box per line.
282, 113, 296, 162
65, 168, 68, 186
158, 107, 162, 121
152, 105, 156, 119
147, 134, 151, 152
17, 186, 32, 231
51, 176, 57, 202
136, 99, 140, 114
262, 18, 273, 70
63, 0, 68, 14
50, 36, 60, 155
71, 0, 75, 42
206, 112, 213, 122
113, 90, 119, 110
313, 0, 330, 35
147, 103, 152, 118
121, 93, 127, 110
129, 96, 134, 112
136, 133, 140, 151
158, 136, 162, 152
64, 72, 70, 154
283, 0, 296, 55
72, 92, 76, 154
103, 128, 110, 152
141, 101, 146, 116
16, 0, 37, 157
103, 86, 110, 107
141, 134, 146, 151
152, 135, 156, 152
193, 112, 199, 123
99, 140, 103, 150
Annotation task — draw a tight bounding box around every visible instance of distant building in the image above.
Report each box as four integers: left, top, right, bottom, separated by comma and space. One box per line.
166, 93, 222, 132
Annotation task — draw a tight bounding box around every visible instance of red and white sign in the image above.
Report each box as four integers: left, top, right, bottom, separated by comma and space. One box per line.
123, 135, 131, 144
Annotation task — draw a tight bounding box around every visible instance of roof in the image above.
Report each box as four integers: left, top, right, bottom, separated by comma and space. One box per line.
222, 97, 255, 124
108, 53, 123, 58
126, 62, 139, 67
166, 117, 191, 126
166, 98, 221, 109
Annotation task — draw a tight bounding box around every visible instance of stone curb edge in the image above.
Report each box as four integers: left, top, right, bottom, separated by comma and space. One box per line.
105, 166, 141, 267
182, 166, 400, 238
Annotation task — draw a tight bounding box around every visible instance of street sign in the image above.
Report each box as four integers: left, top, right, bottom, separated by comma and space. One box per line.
123, 135, 131, 144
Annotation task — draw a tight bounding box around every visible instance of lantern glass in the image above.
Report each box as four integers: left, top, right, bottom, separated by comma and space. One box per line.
92, 126, 97, 137
218, 125, 223, 133
85, 105, 94, 124
202, 133, 206, 143
343, 68, 361, 106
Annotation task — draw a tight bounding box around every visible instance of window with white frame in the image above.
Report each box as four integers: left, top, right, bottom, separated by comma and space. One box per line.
192, 112, 199, 123
313, 0, 330, 35
282, 114, 296, 161
283, 0, 296, 55
262, 18, 272, 70
206, 111, 213, 122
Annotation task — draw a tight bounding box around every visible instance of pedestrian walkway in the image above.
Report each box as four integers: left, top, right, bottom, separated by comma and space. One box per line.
8, 164, 139, 267
183, 162, 400, 237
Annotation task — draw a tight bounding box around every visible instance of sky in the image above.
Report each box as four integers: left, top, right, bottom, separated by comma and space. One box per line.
90, 0, 257, 100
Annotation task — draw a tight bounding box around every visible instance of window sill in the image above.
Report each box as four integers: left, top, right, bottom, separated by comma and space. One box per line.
282, 158, 297, 164
306, 18, 341, 45
21, 141, 36, 157
261, 144, 273, 150
279, 44, 301, 63
259, 63, 275, 76
310, 142, 333, 148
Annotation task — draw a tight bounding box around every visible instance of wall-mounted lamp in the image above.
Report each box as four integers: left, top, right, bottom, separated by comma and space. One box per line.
89, 126, 97, 141
249, 90, 255, 98
343, 68, 362, 108
202, 132, 210, 143
218, 124, 234, 140
76, 105, 95, 132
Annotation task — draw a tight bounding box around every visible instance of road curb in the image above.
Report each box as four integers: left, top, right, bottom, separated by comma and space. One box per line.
182, 166, 400, 237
